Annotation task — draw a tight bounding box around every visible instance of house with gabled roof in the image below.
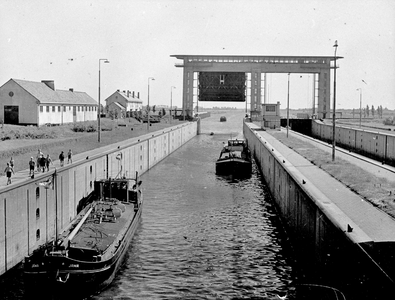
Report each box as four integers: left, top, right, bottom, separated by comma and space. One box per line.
105, 89, 142, 117
0, 78, 98, 126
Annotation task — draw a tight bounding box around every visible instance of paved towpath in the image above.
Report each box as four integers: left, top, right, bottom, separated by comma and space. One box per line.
251, 126, 395, 244
0, 130, 153, 190
287, 129, 395, 183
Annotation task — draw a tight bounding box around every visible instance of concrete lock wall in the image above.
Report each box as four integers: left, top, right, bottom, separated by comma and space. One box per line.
243, 122, 393, 293
0, 122, 197, 275
243, 124, 347, 274
312, 120, 395, 166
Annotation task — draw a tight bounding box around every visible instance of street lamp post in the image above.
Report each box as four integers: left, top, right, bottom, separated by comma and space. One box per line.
245, 99, 248, 114
357, 88, 362, 128
170, 86, 176, 124
98, 58, 109, 142
358, 80, 368, 127
287, 73, 290, 138
332, 41, 338, 161
147, 77, 155, 131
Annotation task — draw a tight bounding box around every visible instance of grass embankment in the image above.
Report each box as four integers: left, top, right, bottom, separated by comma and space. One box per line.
269, 131, 395, 219
335, 118, 395, 132
0, 118, 179, 175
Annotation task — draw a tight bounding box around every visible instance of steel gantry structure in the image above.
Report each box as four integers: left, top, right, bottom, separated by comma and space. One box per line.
171, 54, 343, 120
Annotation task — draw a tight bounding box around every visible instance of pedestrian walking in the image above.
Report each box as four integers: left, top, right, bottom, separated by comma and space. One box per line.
29, 157, 35, 177
36, 149, 43, 171
45, 154, 53, 171
67, 149, 73, 164
9, 157, 14, 169
39, 154, 46, 172
59, 151, 65, 167
4, 163, 14, 185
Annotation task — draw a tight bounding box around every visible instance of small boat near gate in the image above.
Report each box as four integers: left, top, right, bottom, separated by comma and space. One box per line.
215, 138, 252, 177
24, 172, 143, 298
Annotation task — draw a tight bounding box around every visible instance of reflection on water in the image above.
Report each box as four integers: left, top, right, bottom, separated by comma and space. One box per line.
0, 112, 296, 300
93, 132, 295, 299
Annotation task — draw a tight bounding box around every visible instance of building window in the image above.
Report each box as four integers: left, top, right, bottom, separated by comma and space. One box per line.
78, 106, 80, 112
64, 106, 66, 112
46, 106, 49, 112
36, 187, 40, 199
36, 229, 40, 241
36, 208, 40, 219
52, 106, 55, 112
58, 106, 61, 112
265, 105, 276, 112
40, 106, 43, 112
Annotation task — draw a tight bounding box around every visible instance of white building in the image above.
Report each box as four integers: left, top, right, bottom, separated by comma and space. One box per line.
261, 101, 281, 129
0, 79, 97, 126
105, 90, 143, 117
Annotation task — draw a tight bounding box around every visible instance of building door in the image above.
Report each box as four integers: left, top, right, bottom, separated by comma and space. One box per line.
4, 106, 19, 124
73, 106, 76, 122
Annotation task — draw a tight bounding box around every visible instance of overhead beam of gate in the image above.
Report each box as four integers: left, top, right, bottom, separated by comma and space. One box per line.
171, 54, 343, 119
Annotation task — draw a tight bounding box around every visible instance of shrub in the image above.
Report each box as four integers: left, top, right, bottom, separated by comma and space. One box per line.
71, 122, 100, 133
71, 123, 86, 132
383, 117, 394, 126
85, 125, 96, 132
0, 135, 11, 141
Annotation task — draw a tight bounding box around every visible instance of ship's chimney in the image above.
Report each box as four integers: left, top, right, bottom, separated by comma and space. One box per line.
127, 90, 130, 97
42, 80, 55, 90
69, 88, 74, 92
137, 92, 140, 99
132, 91, 135, 98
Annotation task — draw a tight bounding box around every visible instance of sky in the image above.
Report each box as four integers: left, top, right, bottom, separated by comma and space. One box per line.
1, 0, 394, 110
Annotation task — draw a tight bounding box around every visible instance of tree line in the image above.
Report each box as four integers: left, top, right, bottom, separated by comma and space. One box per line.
352, 105, 385, 118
